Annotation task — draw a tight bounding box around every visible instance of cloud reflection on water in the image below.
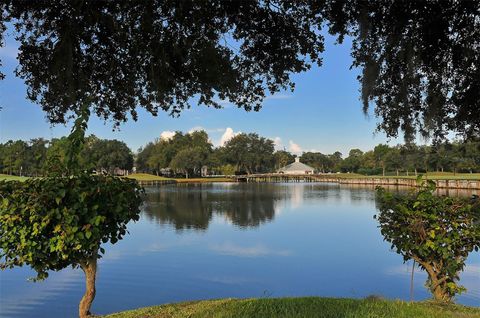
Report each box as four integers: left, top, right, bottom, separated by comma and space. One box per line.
209, 241, 292, 257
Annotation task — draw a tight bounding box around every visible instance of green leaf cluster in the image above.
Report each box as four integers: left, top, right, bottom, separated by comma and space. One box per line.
0, 174, 144, 280
375, 184, 480, 302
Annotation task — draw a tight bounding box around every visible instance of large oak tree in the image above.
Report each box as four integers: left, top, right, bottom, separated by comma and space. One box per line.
2, 1, 478, 140
1, 1, 323, 124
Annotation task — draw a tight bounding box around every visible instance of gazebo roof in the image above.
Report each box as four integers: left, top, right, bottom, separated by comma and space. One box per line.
278, 159, 314, 172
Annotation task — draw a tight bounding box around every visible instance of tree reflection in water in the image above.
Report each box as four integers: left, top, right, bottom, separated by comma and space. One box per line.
143, 183, 286, 230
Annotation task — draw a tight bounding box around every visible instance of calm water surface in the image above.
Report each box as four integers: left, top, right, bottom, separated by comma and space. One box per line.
1, 183, 479, 317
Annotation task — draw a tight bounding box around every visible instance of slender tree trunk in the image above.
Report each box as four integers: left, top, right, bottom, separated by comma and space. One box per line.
415, 168, 418, 176
410, 260, 415, 302
396, 169, 399, 176
79, 253, 98, 318
382, 166, 385, 176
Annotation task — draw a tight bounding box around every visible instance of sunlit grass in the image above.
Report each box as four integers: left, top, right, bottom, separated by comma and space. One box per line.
125, 173, 171, 181
318, 172, 480, 180
368, 173, 480, 180
0, 174, 29, 182
104, 297, 480, 318
126, 173, 234, 183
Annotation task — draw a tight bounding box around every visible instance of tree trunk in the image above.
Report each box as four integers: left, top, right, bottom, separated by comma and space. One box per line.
382, 166, 385, 176
396, 169, 399, 176
419, 259, 451, 303
415, 168, 418, 176
79, 253, 98, 318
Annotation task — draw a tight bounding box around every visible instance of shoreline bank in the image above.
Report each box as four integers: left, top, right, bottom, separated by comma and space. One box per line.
103, 297, 480, 318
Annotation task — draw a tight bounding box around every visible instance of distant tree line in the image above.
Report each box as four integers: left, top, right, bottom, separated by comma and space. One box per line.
138, 131, 480, 177
0, 135, 133, 176
333, 142, 480, 176
136, 131, 276, 177
2, 131, 479, 177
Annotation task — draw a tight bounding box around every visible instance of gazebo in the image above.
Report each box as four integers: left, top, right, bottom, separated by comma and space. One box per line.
278, 158, 315, 175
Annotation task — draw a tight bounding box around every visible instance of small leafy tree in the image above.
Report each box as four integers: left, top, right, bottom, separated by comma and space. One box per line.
0, 107, 144, 318
375, 180, 480, 302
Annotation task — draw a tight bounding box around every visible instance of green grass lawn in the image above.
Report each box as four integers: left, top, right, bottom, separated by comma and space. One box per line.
0, 174, 29, 181
125, 173, 172, 181
2, 172, 478, 183
320, 172, 480, 180
103, 297, 480, 318
126, 173, 234, 183
371, 173, 480, 180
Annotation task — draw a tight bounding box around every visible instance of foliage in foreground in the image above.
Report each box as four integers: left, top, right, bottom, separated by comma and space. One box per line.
376, 181, 480, 302
104, 297, 480, 318
2, 2, 479, 141
0, 174, 144, 317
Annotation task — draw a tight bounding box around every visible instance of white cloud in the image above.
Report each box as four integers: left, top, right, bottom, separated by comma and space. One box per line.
273, 137, 283, 150
160, 130, 176, 140
289, 140, 302, 154
188, 126, 205, 134
219, 127, 240, 146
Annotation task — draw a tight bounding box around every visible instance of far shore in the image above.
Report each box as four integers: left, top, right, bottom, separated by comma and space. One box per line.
125, 173, 480, 190
1, 172, 479, 190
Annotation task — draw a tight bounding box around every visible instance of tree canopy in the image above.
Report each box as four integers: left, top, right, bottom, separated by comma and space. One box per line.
1, 1, 478, 140
0, 106, 144, 318
324, 0, 480, 140
4, 132, 480, 177
223, 133, 275, 174
1, 1, 322, 125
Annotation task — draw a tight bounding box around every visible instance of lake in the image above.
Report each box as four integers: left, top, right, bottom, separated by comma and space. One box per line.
0, 182, 479, 317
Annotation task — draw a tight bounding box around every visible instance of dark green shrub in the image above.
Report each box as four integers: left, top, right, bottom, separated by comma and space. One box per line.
376, 181, 480, 302
0, 174, 143, 317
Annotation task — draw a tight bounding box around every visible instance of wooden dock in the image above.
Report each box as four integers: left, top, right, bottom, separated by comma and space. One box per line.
232, 174, 480, 190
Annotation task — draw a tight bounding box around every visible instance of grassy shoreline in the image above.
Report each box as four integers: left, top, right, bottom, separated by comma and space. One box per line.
1, 172, 479, 183
126, 172, 480, 183
103, 297, 480, 318
125, 173, 235, 183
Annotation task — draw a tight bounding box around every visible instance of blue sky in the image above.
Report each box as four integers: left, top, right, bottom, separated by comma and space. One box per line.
0, 30, 401, 156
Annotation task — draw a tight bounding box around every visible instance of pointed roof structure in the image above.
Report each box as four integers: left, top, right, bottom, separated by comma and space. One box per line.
278, 158, 315, 174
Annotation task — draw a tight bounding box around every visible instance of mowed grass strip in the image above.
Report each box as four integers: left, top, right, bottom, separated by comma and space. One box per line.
326, 172, 480, 180
2, 172, 478, 182
104, 297, 480, 318
126, 173, 234, 183
371, 173, 480, 180
125, 173, 171, 181
0, 174, 29, 181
